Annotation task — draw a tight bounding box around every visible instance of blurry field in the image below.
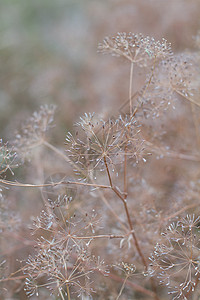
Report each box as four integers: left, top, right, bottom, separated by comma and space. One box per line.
1, 0, 199, 141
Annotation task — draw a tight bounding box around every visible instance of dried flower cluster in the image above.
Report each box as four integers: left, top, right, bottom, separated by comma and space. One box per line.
98, 32, 172, 66
24, 205, 108, 298
149, 215, 200, 299
66, 113, 146, 180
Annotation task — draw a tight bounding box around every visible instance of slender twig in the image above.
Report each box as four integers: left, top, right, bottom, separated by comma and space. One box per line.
103, 136, 159, 300
108, 273, 156, 298
0, 178, 111, 190
175, 89, 200, 107
129, 62, 134, 115
58, 287, 65, 300
66, 284, 71, 300
72, 234, 124, 240
124, 141, 128, 201
116, 275, 129, 300
163, 203, 200, 223
103, 156, 147, 268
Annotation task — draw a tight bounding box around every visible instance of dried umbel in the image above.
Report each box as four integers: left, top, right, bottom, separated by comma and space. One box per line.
24, 242, 98, 298
98, 32, 172, 67
149, 215, 200, 299
13, 105, 56, 161
25, 207, 106, 298
66, 113, 146, 179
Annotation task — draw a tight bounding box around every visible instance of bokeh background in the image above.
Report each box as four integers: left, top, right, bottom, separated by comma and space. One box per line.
1, 0, 200, 141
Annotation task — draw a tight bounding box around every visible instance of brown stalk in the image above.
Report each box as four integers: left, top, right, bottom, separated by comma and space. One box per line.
103, 154, 159, 300
108, 272, 156, 298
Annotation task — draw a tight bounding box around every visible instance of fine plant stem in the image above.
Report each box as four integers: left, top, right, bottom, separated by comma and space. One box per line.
103, 156, 147, 267
129, 62, 134, 115
66, 285, 71, 300
43, 140, 88, 180
175, 89, 200, 107
103, 156, 113, 187
103, 155, 159, 300
124, 140, 128, 201
73, 234, 124, 239
43, 140, 72, 164
59, 287, 65, 300
0, 178, 111, 190
116, 275, 129, 300
163, 203, 199, 223
108, 272, 156, 298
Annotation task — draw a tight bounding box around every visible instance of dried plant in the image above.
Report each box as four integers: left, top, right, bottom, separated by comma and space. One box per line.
1, 28, 200, 300
149, 215, 200, 299
98, 32, 172, 66
13, 104, 56, 161
66, 113, 146, 180
24, 204, 109, 299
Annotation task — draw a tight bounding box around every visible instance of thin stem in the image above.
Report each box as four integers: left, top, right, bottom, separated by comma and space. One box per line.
103, 156, 147, 267
59, 287, 65, 300
124, 141, 128, 201
116, 275, 129, 300
43, 140, 87, 179
66, 284, 71, 300
129, 62, 134, 115
108, 272, 156, 298
103, 156, 113, 187
163, 204, 199, 223
103, 155, 159, 300
175, 89, 200, 107
43, 140, 71, 163
72, 234, 124, 239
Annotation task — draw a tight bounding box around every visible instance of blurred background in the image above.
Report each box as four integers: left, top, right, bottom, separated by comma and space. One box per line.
1, 0, 200, 141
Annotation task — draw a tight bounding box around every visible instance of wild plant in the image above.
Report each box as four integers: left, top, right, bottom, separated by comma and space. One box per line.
0, 31, 200, 300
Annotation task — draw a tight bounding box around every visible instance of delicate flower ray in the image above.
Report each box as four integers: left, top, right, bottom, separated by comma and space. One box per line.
66, 113, 146, 178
